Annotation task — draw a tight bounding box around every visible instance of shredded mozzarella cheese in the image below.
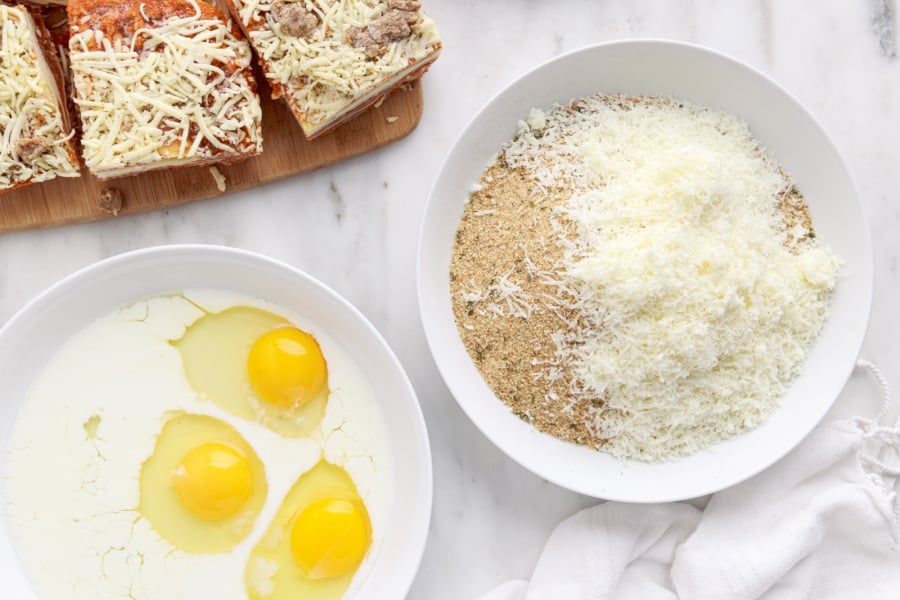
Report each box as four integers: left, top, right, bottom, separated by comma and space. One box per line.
209, 165, 227, 191
69, 0, 262, 175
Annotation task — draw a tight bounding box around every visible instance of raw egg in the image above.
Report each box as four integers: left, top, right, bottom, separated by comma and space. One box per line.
248, 326, 327, 408
139, 412, 268, 553
5, 292, 391, 598
245, 461, 372, 599
172, 306, 328, 437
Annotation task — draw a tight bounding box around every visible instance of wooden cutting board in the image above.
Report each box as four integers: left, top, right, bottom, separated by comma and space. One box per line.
0, 80, 424, 233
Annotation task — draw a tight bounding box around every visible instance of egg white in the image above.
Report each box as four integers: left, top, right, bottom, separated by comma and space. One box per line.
4, 291, 392, 600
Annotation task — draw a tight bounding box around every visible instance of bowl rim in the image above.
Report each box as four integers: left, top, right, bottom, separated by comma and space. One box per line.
0, 243, 433, 599
416, 38, 873, 502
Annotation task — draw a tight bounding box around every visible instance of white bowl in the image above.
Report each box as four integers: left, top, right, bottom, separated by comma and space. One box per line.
417, 40, 872, 502
0, 244, 432, 598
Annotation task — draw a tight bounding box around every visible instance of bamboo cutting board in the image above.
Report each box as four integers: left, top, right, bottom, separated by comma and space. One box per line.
0, 81, 424, 233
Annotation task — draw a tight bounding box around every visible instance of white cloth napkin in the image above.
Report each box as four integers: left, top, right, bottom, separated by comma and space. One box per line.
478, 363, 900, 600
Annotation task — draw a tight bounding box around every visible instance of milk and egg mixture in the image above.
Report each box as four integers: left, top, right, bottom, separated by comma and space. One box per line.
4, 290, 392, 599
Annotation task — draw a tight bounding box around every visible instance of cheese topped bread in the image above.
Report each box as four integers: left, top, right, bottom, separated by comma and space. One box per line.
68, 0, 263, 179
224, 0, 441, 139
1, 4, 79, 193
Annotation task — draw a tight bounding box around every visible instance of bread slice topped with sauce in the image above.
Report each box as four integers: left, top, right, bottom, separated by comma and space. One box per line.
223, 0, 442, 139
67, 0, 263, 179
1, 3, 80, 193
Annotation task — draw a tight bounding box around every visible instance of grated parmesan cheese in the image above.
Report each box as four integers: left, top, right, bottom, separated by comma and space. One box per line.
0, 5, 79, 191
563, 99, 839, 460
68, 0, 263, 178
454, 94, 840, 462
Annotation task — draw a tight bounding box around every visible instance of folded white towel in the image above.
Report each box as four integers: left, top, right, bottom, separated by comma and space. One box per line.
478, 363, 900, 600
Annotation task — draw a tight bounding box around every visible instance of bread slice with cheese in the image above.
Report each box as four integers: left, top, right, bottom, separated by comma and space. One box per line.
223, 0, 441, 139
67, 0, 263, 179
1, 4, 80, 193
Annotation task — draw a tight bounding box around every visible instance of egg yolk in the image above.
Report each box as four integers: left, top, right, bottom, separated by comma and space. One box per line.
173, 442, 253, 520
247, 327, 327, 408
290, 498, 370, 579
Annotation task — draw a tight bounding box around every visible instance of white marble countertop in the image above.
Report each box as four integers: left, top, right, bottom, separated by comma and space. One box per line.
1, 1, 899, 598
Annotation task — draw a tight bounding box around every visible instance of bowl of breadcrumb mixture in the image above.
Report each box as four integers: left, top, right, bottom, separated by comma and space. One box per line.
418, 41, 872, 502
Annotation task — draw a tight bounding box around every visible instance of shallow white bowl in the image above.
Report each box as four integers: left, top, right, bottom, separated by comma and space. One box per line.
417, 40, 872, 502
0, 244, 432, 598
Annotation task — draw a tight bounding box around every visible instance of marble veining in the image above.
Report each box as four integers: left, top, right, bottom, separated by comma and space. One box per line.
870, 0, 897, 57
1, 1, 898, 599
